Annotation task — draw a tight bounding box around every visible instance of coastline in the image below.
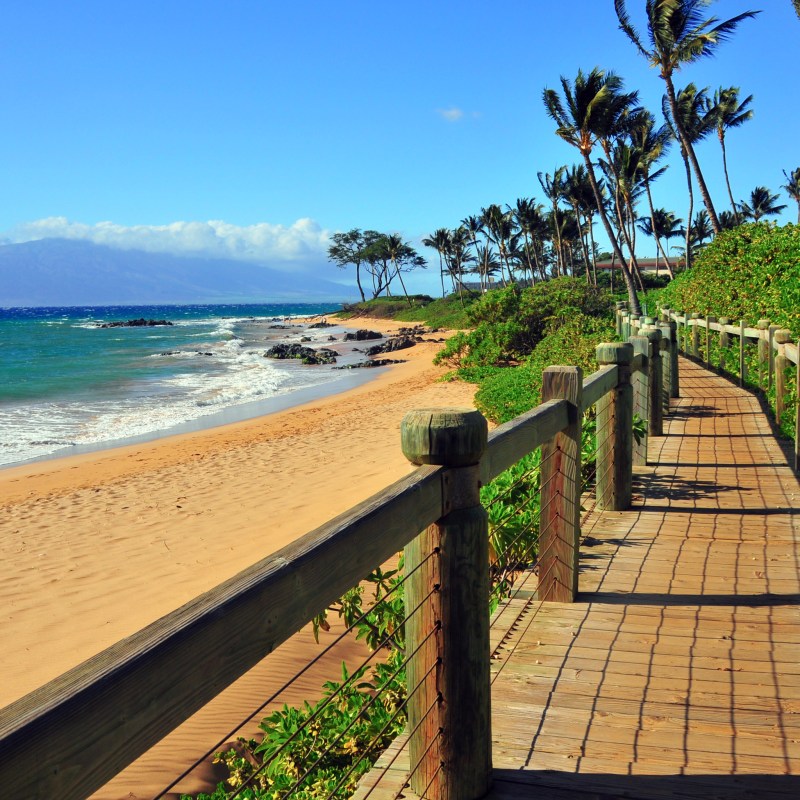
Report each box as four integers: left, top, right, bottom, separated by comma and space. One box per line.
0, 316, 476, 798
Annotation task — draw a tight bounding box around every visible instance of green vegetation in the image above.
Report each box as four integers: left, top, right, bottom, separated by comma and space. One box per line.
656, 223, 800, 335
336, 293, 475, 329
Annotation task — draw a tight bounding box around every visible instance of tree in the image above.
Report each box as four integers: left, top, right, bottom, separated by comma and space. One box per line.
360, 233, 425, 299
542, 67, 643, 314
538, 167, 568, 276
615, 0, 761, 234
662, 84, 715, 268
781, 167, 800, 223
711, 87, 754, 223
637, 208, 683, 271
629, 110, 673, 277
327, 228, 373, 301
739, 186, 787, 222
690, 209, 713, 247
422, 228, 452, 298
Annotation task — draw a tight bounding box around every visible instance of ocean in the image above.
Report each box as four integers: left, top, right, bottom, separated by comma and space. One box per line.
0, 303, 382, 467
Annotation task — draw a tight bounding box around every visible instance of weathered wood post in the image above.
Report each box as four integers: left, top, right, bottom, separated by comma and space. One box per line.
539, 367, 582, 602
401, 408, 491, 800
758, 319, 770, 389
658, 321, 672, 411
674, 311, 684, 354
719, 316, 730, 372
705, 316, 715, 368
615, 302, 627, 338
739, 319, 747, 386
642, 327, 663, 437
666, 319, 679, 398
768, 323, 780, 388
596, 343, 633, 511
691, 313, 701, 359
774, 331, 791, 425
630, 334, 649, 466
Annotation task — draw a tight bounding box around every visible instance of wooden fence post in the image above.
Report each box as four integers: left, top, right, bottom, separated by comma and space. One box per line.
596, 343, 633, 511
774, 331, 791, 424
667, 319, 679, 398
539, 367, 582, 602
642, 327, 663, 437
630, 335, 649, 466
615, 302, 627, 338
758, 319, 770, 389
705, 316, 715, 368
719, 317, 730, 372
674, 311, 684, 354
691, 313, 701, 359
768, 324, 780, 389
739, 319, 747, 386
658, 322, 672, 411
401, 409, 491, 800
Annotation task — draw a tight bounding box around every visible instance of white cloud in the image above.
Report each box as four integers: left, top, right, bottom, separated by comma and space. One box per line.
436, 107, 464, 122
6, 217, 331, 267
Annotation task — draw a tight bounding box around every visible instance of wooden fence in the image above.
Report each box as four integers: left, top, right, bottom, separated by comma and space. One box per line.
0, 327, 674, 800
617, 304, 800, 474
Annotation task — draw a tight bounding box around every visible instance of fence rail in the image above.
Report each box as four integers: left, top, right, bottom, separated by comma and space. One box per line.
0, 324, 670, 800
617, 305, 799, 473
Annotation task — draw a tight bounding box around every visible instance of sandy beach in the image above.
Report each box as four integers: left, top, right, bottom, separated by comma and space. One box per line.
0, 316, 476, 798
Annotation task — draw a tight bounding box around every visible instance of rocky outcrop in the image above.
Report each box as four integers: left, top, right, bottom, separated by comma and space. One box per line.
343, 329, 382, 341
264, 344, 338, 365
364, 336, 416, 356
334, 358, 406, 369
308, 320, 335, 329
98, 318, 173, 328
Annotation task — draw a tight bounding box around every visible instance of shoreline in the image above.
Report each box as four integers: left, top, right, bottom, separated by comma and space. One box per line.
0, 316, 476, 799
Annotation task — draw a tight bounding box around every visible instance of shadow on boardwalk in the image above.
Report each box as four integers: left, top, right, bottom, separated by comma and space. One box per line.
357, 357, 800, 800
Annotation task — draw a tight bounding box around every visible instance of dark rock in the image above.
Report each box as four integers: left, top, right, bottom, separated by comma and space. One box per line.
343, 329, 382, 341
267, 324, 300, 329
308, 319, 335, 329
264, 344, 337, 365
364, 336, 417, 356
327, 335, 337, 341
98, 318, 173, 328
300, 336, 312, 342
334, 358, 406, 370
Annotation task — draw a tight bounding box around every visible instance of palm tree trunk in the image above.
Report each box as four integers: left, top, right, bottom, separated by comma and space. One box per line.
644, 181, 673, 278
582, 152, 641, 314
681, 148, 694, 270
719, 134, 740, 224
665, 73, 721, 234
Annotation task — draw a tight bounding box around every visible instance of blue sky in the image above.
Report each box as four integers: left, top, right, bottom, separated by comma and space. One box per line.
2, 1, 797, 296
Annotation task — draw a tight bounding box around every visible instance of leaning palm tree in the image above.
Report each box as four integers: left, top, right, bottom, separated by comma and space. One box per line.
629, 110, 673, 277
422, 228, 452, 298
615, 0, 761, 234
711, 87, 754, 223
781, 167, 800, 223
637, 208, 683, 273
662, 84, 715, 268
537, 167, 568, 276
543, 67, 642, 314
739, 187, 787, 222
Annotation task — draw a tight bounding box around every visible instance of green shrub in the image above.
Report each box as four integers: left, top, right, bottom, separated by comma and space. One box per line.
656, 223, 800, 336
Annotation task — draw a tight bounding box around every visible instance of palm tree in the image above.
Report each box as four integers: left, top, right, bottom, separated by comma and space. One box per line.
537, 167, 568, 276
690, 209, 713, 247
718, 210, 739, 230
563, 165, 597, 284
781, 167, 800, 223
711, 87, 753, 223
615, 0, 761, 234
662, 84, 715, 268
542, 67, 642, 314
629, 110, 673, 277
422, 228, 452, 298
739, 187, 787, 222
637, 208, 683, 272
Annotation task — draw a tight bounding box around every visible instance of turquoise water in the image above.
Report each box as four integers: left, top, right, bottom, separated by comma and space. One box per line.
0, 303, 370, 466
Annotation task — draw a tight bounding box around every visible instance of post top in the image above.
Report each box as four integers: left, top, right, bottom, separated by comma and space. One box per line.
640, 316, 655, 326
757, 319, 770, 329
615, 301, 627, 310
596, 341, 634, 364
641, 326, 662, 342
719, 316, 731, 325
774, 329, 793, 344
401, 408, 488, 467
691, 312, 701, 319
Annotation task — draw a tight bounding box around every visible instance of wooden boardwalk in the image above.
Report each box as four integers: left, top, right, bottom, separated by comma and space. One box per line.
358, 358, 800, 799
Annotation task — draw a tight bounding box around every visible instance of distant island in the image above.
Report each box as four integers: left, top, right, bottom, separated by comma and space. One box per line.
0, 238, 352, 306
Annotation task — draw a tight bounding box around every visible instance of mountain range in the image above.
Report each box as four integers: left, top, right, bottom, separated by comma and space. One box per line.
0, 239, 353, 306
